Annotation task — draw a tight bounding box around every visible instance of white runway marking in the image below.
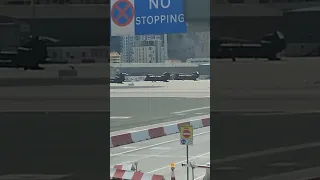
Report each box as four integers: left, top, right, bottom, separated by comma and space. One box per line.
171, 106, 210, 114
118, 154, 210, 158
120, 146, 137, 149
194, 175, 205, 180
175, 113, 186, 116
110, 116, 131, 119
147, 152, 210, 173
149, 147, 172, 150
126, 141, 320, 177
252, 166, 320, 180
213, 142, 320, 163
267, 162, 299, 167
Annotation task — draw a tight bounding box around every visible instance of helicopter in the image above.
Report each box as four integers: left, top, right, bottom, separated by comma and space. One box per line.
144, 72, 171, 82
211, 31, 287, 61
172, 71, 200, 81
0, 36, 59, 70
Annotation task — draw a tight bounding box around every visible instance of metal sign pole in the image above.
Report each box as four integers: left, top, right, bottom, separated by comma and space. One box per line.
192, 166, 195, 180
187, 145, 189, 180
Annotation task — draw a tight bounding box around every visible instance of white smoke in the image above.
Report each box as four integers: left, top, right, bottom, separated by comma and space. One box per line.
167, 31, 210, 61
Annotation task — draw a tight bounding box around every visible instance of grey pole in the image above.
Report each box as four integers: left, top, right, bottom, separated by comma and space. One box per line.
186, 145, 189, 180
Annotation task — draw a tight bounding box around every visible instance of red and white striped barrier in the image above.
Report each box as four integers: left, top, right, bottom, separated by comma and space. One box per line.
110, 117, 210, 148
113, 163, 136, 171
110, 168, 164, 180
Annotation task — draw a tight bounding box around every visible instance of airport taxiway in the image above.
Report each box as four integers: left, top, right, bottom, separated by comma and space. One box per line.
110, 80, 210, 131
210, 59, 320, 179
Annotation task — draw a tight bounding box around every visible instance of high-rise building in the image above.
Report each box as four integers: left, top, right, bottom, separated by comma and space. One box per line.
121, 34, 168, 63
132, 39, 166, 63
110, 52, 121, 63
120, 36, 135, 63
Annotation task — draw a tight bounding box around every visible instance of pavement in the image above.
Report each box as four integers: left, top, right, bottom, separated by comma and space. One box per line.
210, 59, 320, 180
0, 64, 110, 178
210, 112, 320, 180
110, 126, 210, 180
0, 85, 109, 111
110, 80, 210, 131
0, 112, 108, 179
0, 67, 210, 179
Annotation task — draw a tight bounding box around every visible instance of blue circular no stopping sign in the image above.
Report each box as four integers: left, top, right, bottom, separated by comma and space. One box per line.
181, 139, 186, 144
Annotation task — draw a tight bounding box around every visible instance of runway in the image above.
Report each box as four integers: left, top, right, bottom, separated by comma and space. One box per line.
210, 59, 320, 179
0, 85, 109, 111
110, 127, 210, 180
110, 80, 210, 131
211, 59, 320, 111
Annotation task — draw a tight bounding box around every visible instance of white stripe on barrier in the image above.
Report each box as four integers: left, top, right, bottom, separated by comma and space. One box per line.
163, 124, 179, 135
131, 130, 151, 142
110, 137, 114, 148
190, 119, 204, 129
122, 171, 135, 179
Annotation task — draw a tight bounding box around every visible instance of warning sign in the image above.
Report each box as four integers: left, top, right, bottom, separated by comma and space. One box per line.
180, 125, 193, 145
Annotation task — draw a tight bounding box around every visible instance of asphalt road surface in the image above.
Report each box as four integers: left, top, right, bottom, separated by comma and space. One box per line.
110, 80, 210, 131
110, 126, 210, 180
0, 112, 108, 180
0, 63, 110, 111
210, 59, 320, 179
0, 85, 109, 111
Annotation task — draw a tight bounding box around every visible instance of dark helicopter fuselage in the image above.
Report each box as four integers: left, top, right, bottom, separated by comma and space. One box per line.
0, 36, 58, 70
110, 73, 126, 84
173, 71, 200, 81
211, 31, 287, 61
145, 72, 171, 82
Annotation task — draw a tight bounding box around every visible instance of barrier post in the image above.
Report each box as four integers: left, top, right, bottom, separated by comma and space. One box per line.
134, 162, 138, 172
191, 163, 195, 180
170, 163, 176, 180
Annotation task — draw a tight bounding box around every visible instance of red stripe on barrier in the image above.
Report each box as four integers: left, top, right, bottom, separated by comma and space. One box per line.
111, 133, 133, 147
148, 127, 165, 138
131, 171, 144, 180
178, 122, 191, 130
153, 174, 166, 180
113, 169, 126, 179
113, 165, 123, 170
202, 118, 210, 126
